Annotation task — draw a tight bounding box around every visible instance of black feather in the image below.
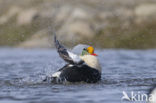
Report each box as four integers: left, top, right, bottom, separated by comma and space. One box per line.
54, 34, 75, 64
58, 64, 101, 83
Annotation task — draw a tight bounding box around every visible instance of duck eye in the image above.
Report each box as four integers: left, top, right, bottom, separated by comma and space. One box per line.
83, 48, 87, 50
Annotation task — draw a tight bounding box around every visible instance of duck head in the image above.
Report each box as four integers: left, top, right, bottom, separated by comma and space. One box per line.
81, 46, 97, 56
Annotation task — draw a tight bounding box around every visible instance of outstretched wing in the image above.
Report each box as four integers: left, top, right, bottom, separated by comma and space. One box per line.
54, 34, 83, 64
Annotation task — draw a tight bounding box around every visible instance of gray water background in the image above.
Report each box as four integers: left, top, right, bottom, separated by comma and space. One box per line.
0, 48, 156, 103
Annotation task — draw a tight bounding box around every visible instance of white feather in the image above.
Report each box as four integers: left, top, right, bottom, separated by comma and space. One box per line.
52, 71, 61, 78
68, 64, 74, 67
68, 51, 81, 63
80, 55, 101, 72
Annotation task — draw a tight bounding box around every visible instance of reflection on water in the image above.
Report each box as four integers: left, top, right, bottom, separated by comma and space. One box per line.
0, 48, 156, 103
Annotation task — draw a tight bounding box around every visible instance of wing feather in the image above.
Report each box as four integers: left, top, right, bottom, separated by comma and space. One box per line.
54, 34, 83, 64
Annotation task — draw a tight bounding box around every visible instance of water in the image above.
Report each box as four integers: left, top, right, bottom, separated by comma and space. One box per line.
0, 48, 156, 103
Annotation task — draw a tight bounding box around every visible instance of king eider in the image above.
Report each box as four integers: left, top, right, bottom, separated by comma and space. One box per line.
51, 34, 101, 83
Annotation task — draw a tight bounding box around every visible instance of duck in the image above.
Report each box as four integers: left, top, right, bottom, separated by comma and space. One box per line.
51, 34, 101, 83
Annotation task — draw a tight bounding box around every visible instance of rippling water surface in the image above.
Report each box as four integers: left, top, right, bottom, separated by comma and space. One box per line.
0, 48, 156, 103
